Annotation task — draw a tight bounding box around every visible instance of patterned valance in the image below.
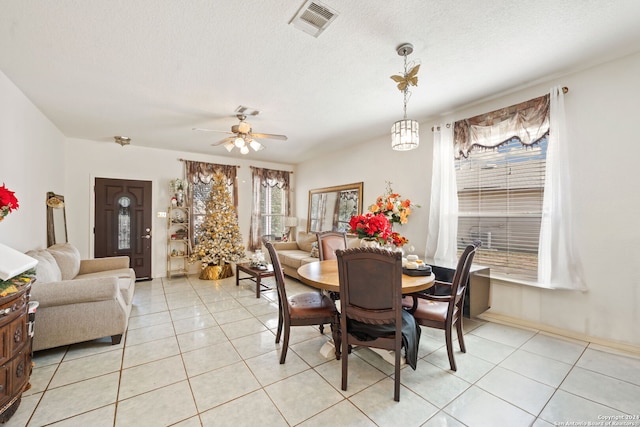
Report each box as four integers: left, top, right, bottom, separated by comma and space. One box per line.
250, 167, 290, 190
454, 94, 549, 159
185, 161, 237, 185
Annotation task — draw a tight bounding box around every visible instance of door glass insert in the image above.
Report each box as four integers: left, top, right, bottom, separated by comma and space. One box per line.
118, 196, 131, 250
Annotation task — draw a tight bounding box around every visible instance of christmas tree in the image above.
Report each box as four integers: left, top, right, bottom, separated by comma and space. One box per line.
190, 172, 245, 279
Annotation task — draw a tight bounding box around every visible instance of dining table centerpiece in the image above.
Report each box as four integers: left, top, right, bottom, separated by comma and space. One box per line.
368, 181, 418, 226
348, 212, 392, 247
365, 181, 418, 250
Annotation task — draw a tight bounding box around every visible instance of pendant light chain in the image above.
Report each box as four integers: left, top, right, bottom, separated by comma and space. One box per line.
402, 51, 409, 120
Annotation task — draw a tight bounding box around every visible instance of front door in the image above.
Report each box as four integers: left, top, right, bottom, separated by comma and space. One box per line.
95, 178, 152, 280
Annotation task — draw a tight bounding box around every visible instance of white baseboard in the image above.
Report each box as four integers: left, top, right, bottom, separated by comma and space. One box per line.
477, 311, 640, 356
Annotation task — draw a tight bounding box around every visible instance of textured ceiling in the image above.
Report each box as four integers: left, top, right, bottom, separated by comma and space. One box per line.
2, 0, 640, 164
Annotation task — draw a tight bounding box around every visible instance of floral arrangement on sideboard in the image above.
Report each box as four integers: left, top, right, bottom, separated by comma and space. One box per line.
0, 184, 19, 222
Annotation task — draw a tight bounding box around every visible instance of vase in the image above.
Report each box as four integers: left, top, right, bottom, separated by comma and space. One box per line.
176, 190, 184, 207
360, 238, 380, 248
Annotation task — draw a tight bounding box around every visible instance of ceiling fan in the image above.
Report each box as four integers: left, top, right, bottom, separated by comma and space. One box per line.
193, 114, 288, 154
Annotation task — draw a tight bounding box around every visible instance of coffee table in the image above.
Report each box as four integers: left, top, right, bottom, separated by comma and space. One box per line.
236, 262, 275, 298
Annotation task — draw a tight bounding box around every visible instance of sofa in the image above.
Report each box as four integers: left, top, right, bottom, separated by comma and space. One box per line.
270, 231, 359, 280
25, 243, 135, 351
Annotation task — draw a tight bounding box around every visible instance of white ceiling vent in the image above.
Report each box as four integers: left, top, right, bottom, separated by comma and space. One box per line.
290, 1, 338, 38
235, 105, 260, 116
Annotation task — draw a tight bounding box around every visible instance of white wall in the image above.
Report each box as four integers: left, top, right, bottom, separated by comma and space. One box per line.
65, 139, 293, 278
296, 52, 640, 347
0, 71, 66, 252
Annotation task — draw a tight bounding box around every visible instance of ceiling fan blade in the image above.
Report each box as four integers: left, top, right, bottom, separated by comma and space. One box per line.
193, 127, 235, 135
211, 137, 235, 146
250, 132, 288, 141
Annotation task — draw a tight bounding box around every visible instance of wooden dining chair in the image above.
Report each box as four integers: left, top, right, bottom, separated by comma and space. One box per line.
263, 241, 340, 364
403, 240, 481, 371
316, 231, 347, 261
336, 247, 408, 401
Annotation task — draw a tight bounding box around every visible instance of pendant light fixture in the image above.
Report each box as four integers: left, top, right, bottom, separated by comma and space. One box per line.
390, 43, 420, 151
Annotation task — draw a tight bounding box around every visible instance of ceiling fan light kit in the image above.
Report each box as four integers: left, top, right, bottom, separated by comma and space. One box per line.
390, 43, 420, 151
194, 113, 286, 155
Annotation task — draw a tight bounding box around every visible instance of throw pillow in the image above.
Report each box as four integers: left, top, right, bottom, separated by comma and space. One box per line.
296, 231, 316, 253
48, 243, 81, 280
25, 249, 62, 283
310, 241, 319, 258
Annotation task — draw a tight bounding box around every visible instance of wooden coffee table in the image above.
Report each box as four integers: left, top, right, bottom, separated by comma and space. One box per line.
236, 262, 275, 298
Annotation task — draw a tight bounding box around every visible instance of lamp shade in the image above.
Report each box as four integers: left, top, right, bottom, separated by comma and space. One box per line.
391, 119, 419, 151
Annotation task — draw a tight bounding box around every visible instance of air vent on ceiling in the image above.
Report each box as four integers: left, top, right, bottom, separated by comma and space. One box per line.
235, 105, 260, 116
290, 0, 338, 38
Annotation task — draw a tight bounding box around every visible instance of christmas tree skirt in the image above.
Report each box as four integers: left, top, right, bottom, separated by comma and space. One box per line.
199, 263, 233, 280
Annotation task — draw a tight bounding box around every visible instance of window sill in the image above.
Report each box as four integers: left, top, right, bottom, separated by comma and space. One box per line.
489, 273, 553, 290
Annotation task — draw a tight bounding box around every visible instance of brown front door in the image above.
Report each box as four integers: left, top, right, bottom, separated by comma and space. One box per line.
95, 178, 152, 280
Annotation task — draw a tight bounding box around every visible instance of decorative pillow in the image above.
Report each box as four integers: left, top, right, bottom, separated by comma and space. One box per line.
310, 241, 319, 258
296, 231, 316, 253
47, 243, 81, 280
25, 249, 62, 283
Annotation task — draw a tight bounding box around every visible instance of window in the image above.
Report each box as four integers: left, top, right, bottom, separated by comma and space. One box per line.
260, 184, 285, 237
456, 136, 547, 280
452, 94, 550, 281
249, 167, 290, 250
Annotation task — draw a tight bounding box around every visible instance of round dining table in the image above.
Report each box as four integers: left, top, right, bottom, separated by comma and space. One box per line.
297, 259, 435, 294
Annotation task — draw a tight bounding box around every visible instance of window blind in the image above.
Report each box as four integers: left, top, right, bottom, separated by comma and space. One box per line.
455, 137, 548, 280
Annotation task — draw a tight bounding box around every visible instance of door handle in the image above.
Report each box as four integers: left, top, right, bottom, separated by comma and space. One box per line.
141, 227, 151, 239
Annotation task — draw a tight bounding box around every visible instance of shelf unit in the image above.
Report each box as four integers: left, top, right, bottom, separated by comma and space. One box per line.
167, 206, 191, 277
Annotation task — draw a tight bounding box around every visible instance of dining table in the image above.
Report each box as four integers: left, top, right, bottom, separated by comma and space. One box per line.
296, 259, 436, 294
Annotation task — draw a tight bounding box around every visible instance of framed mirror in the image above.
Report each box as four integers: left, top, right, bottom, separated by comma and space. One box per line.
46, 192, 67, 247
308, 182, 363, 233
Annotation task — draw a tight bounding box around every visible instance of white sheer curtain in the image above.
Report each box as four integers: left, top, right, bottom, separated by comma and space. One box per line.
537, 86, 586, 290
425, 124, 458, 263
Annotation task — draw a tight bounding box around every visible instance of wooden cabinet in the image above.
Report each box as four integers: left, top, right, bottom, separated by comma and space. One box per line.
0, 279, 32, 423
167, 206, 191, 278
424, 259, 491, 318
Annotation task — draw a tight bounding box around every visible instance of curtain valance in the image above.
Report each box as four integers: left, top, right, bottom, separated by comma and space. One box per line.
250, 167, 290, 190
185, 161, 237, 185
454, 94, 549, 159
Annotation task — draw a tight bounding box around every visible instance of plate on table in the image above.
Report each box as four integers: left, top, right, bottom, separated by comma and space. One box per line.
402, 265, 432, 276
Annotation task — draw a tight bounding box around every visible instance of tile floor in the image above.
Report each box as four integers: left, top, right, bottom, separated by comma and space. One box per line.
5, 275, 640, 426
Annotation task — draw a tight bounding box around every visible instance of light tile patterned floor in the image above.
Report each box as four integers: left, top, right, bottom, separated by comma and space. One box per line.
6, 275, 640, 426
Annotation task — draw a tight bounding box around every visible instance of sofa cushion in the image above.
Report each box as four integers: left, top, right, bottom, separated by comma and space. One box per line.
48, 243, 81, 280
25, 249, 62, 283
296, 231, 317, 253
76, 267, 136, 305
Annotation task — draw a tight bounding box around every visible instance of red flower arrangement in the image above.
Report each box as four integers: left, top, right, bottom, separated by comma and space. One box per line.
0, 184, 19, 222
348, 213, 392, 244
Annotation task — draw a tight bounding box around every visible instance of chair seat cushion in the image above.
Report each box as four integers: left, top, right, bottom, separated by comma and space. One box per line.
288, 292, 336, 319
412, 299, 452, 322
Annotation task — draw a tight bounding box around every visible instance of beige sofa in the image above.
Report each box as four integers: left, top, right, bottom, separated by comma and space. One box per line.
26, 243, 135, 351
270, 231, 359, 280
